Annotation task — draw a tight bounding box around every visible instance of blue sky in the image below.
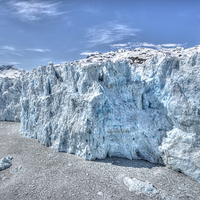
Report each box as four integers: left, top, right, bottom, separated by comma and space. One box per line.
0, 0, 200, 71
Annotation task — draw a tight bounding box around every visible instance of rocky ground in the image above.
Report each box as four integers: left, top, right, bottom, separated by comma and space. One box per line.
0, 122, 200, 200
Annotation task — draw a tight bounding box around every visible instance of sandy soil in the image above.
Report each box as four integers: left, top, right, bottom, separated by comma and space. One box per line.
0, 122, 200, 200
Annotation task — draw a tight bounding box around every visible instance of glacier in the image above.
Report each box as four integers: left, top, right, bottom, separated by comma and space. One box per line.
0, 65, 25, 121
1, 46, 200, 183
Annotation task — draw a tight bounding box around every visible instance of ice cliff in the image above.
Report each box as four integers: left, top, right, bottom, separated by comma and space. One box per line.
0, 65, 25, 121
1, 46, 200, 183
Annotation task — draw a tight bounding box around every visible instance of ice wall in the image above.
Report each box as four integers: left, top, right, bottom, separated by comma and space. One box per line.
20, 48, 200, 183
1, 47, 200, 183
0, 65, 25, 122
0, 77, 21, 122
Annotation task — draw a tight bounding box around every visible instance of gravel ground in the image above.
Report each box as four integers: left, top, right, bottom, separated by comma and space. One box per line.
0, 122, 200, 200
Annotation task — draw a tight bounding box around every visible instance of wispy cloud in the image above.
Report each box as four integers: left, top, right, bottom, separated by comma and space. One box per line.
0, 45, 23, 56
80, 51, 100, 56
25, 48, 50, 52
110, 42, 185, 49
0, 45, 50, 57
2, 46, 16, 51
86, 22, 140, 46
130, 42, 184, 49
7, 62, 21, 65
110, 43, 128, 48
9, 0, 65, 21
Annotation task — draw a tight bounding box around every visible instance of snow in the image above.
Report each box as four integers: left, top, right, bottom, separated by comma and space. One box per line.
0, 65, 25, 80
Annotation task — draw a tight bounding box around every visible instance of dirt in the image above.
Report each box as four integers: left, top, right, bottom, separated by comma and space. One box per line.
0, 122, 200, 200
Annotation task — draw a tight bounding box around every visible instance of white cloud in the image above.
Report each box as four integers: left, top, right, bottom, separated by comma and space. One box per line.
0, 45, 50, 57
0, 46, 23, 56
110, 42, 184, 50
86, 21, 140, 46
80, 51, 100, 56
110, 43, 128, 48
25, 48, 50, 52
161, 43, 182, 48
1, 46, 16, 51
7, 62, 21, 65
130, 42, 183, 49
9, 0, 64, 21
8, 52, 23, 56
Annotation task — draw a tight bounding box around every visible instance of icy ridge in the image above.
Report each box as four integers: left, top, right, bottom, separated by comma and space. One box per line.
0, 65, 25, 80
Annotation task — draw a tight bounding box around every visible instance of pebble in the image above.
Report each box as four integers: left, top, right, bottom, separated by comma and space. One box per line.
97, 191, 103, 196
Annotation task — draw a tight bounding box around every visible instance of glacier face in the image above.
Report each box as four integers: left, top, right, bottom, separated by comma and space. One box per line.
1, 46, 200, 183
20, 60, 172, 164
0, 65, 25, 121
0, 77, 22, 122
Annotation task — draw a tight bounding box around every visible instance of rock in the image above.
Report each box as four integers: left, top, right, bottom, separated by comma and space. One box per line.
123, 177, 159, 196
2, 177, 8, 181
97, 191, 103, 196
10, 166, 22, 173
0, 156, 13, 171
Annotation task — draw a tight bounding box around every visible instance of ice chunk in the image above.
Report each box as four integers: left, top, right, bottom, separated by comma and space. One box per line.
0, 156, 13, 171
123, 177, 159, 196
